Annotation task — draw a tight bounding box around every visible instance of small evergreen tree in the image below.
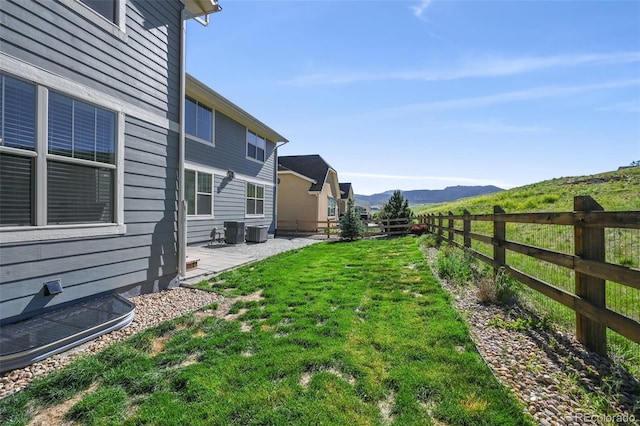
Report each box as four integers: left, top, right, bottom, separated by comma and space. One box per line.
378, 190, 412, 219
339, 198, 365, 241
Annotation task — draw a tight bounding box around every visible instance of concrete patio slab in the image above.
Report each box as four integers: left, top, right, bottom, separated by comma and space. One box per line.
182, 236, 325, 285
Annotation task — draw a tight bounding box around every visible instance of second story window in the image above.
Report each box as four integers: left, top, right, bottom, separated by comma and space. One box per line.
80, 0, 117, 23
247, 130, 265, 162
185, 97, 213, 143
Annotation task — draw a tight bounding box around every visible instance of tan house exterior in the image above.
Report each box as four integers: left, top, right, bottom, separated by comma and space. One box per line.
338, 182, 355, 215
277, 155, 341, 232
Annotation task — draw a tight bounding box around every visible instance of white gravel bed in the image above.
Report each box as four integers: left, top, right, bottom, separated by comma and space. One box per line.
0, 287, 223, 399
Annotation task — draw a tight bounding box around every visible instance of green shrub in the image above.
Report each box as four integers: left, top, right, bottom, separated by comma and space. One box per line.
434, 247, 474, 284
476, 268, 520, 305
339, 199, 365, 241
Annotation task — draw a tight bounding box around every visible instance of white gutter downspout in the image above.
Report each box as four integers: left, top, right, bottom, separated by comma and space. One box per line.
273, 140, 289, 237
178, 9, 188, 280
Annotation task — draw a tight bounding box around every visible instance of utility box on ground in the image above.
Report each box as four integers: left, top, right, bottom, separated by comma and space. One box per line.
246, 225, 268, 243
224, 221, 245, 244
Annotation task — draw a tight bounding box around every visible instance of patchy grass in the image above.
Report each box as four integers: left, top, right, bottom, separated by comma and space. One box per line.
0, 238, 532, 425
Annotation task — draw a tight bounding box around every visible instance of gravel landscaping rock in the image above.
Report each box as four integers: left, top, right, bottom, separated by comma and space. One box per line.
0, 287, 223, 399
424, 247, 639, 426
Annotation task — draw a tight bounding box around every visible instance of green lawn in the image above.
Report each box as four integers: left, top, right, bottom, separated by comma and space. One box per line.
0, 238, 531, 425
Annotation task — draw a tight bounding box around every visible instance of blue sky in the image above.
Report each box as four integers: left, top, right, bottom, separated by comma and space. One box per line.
186, 0, 640, 195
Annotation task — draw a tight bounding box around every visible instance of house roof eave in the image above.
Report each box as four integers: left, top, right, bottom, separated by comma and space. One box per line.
184, 0, 222, 19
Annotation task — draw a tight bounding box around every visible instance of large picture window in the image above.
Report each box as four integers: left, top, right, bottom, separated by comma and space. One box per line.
186, 170, 213, 216
246, 130, 265, 162
246, 182, 264, 216
0, 72, 120, 230
185, 97, 213, 143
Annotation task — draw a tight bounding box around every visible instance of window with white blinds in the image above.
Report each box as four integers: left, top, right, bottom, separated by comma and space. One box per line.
0, 75, 36, 226
0, 72, 119, 228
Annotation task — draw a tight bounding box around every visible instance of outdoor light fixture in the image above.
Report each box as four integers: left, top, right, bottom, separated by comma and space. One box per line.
227, 170, 235, 180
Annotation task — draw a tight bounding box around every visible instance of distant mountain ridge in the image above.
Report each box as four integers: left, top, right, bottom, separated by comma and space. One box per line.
356, 185, 504, 207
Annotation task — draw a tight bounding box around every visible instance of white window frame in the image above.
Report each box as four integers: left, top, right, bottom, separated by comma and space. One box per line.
60, 0, 127, 41
185, 97, 215, 146
245, 182, 265, 218
185, 169, 214, 218
0, 72, 126, 244
328, 196, 337, 217
246, 129, 266, 164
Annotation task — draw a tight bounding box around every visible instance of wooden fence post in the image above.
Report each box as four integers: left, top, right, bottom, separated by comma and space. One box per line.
574, 196, 607, 354
463, 209, 471, 248
448, 211, 454, 243
327, 219, 331, 239
437, 213, 443, 243
493, 206, 505, 276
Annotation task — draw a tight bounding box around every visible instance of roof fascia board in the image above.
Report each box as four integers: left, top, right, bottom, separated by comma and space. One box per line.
184, 0, 222, 18
186, 74, 288, 143
278, 170, 317, 184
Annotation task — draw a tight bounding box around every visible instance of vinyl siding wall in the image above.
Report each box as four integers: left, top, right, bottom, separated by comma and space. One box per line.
185, 111, 277, 245
0, 0, 182, 323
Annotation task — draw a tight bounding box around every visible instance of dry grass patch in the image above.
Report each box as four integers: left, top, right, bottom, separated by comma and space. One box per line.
27, 383, 98, 426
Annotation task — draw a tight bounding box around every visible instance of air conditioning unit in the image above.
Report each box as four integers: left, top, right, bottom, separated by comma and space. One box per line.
246, 225, 268, 243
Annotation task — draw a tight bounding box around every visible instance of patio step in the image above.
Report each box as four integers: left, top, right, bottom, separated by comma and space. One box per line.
186, 258, 200, 271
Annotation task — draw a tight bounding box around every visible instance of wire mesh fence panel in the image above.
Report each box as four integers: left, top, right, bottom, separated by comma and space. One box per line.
607, 328, 640, 377
423, 197, 640, 363
507, 223, 575, 255
506, 252, 576, 329
606, 228, 640, 269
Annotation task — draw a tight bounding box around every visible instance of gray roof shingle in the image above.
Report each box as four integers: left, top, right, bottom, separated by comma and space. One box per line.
278, 155, 334, 192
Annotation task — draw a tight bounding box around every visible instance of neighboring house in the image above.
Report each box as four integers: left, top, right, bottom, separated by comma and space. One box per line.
338, 182, 355, 215
277, 155, 341, 232
183, 75, 288, 245
0, 0, 219, 330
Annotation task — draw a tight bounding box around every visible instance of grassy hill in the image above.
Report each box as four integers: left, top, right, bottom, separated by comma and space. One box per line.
412, 167, 640, 216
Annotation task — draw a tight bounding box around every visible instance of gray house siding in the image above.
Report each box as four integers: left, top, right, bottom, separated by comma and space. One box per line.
185, 112, 278, 245
186, 178, 276, 244
0, 1, 182, 323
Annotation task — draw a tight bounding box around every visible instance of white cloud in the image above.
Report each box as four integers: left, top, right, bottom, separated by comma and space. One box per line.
456, 121, 549, 133
410, 0, 432, 21
382, 79, 640, 113
286, 52, 640, 87
597, 100, 640, 113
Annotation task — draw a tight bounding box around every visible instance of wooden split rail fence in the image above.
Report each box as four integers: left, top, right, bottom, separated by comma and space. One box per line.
417, 196, 640, 355
276, 217, 412, 239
